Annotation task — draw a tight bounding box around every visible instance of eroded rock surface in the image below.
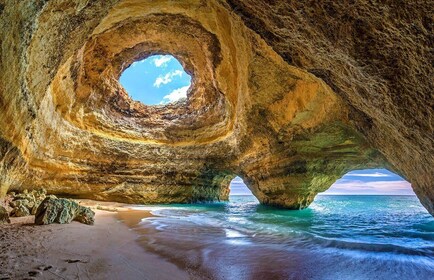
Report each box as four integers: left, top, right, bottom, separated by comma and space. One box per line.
0, 1, 432, 214
35, 197, 95, 225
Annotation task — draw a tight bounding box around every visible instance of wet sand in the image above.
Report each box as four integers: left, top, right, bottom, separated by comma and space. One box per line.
117, 209, 156, 227
116, 209, 218, 279
0, 206, 189, 280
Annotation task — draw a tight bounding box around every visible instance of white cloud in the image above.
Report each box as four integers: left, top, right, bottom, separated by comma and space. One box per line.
153, 55, 172, 67
321, 179, 413, 195
153, 70, 184, 88
130, 60, 146, 68
161, 86, 190, 103
344, 172, 391, 178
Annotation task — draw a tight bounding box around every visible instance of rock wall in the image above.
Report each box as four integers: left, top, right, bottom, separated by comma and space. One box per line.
0, 1, 432, 214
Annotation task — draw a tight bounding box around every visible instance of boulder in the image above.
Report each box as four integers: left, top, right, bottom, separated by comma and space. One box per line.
0, 205, 10, 224
35, 197, 95, 225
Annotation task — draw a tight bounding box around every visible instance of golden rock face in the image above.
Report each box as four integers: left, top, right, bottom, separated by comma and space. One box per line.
0, 1, 432, 214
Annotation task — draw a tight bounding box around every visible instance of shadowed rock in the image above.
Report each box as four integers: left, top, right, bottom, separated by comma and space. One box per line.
10, 205, 30, 218
0, 205, 10, 224
35, 197, 95, 225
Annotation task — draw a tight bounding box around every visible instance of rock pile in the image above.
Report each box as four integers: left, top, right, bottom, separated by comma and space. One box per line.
8, 189, 49, 217
0, 189, 95, 225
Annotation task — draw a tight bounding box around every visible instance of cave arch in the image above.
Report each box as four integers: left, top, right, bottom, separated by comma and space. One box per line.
0, 0, 432, 217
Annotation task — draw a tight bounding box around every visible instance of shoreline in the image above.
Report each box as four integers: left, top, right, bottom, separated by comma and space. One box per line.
113, 196, 434, 280
0, 201, 190, 280
2, 197, 432, 279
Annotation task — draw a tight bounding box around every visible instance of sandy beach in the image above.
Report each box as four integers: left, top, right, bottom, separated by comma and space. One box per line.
0, 202, 189, 280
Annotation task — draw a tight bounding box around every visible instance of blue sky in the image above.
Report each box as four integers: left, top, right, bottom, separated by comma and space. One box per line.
119, 55, 191, 105
319, 169, 413, 195
230, 169, 414, 196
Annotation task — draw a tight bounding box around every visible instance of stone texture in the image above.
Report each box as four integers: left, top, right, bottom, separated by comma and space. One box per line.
0, 205, 10, 224
35, 197, 95, 225
0, 1, 432, 214
10, 205, 30, 218
8, 189, 48, 216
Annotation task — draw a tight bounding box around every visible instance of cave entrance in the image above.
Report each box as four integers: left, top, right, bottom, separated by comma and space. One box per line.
319, 168, 414, 195
119, 55, 191, 105
229, 176, 258, 202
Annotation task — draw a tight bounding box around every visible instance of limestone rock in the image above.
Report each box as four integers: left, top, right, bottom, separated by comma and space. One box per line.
35, 197, 95, 225
0, 1, 432, 215
0, 206, 10, 224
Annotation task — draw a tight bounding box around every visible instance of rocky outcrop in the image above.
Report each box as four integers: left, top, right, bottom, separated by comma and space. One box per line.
35, 197, 95, 225
0, 1, 432, 214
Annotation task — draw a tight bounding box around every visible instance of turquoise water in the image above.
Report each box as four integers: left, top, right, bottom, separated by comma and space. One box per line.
131, 195, 434, 279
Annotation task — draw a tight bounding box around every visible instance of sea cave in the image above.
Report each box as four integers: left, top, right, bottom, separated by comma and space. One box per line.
0, 1, 433, 279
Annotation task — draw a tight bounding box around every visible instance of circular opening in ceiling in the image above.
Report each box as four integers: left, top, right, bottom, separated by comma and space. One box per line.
119, 55, 191, 105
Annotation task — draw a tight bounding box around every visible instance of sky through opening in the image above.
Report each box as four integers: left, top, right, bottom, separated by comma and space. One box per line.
229, 169, 414, 196
119, 55, 191, 105
230, 177, 253, 196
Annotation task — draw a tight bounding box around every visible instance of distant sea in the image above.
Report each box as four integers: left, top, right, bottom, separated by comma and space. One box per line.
130, 195, 434, 279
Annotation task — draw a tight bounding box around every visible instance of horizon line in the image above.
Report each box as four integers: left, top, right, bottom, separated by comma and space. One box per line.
229, 194, 416, 196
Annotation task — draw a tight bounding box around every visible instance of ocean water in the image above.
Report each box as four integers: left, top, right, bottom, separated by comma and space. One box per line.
129, 195, 434, 280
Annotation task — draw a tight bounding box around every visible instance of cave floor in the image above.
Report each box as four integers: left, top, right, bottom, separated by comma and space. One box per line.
0, 207, 188, 280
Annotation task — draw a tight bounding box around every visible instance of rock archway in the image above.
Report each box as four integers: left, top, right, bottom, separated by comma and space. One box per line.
0, 0, 432, 215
